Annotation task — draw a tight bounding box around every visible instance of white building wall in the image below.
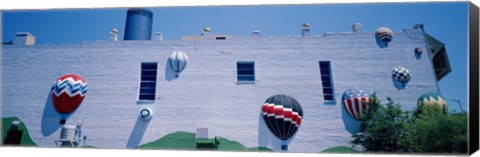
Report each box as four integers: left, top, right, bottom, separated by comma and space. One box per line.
1, 28, 439, 152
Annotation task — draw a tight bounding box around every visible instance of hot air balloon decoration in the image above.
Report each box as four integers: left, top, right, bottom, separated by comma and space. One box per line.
392, 66, 411, 84
415, 47, 423, 55
168, 51, 188, 77
375, 27, 393, 48
341, 89, 373, 121
51, 74, 87, 124
260, 94, 303, 151
417, 92, 447, 112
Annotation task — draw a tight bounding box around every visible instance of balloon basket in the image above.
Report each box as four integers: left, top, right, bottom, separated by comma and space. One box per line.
281, 140, 288, 151
59, 119, 66, 125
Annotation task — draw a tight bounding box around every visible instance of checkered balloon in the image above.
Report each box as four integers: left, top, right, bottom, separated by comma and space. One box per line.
392, 66, 411, 84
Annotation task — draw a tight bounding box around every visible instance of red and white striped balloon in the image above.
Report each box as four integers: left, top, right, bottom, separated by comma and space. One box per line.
260, 94, 303, 151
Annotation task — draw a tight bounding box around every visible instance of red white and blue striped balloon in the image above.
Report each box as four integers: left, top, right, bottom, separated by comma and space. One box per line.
342, 89, 373, 121
51, 74, 87, 114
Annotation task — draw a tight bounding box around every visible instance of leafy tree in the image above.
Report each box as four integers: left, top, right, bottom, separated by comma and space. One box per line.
351, 94, 409, 152
351, 95, 468, 153
401, 105, 467, 153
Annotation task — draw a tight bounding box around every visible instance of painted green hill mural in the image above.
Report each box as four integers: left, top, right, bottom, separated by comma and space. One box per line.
137, 131, 271, 152
2, 117, 37, 146
321, 146, 359, 153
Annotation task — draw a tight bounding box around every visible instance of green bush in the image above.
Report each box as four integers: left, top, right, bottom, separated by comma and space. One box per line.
137, 131, 272, 152
351, 94, 467, 153
351, 95, 409, 152
321, 146, 359, 153
401, 111, 467, 153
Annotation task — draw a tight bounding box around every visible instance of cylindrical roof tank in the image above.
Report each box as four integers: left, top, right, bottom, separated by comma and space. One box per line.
124, 8, 153, 40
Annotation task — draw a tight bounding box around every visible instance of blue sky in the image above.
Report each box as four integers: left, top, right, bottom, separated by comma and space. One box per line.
1, 2, 470, 112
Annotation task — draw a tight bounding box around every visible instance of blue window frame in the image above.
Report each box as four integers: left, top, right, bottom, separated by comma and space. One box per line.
237, 61, 255, 82
319, 61, 335, 103
139, 62, 157, 101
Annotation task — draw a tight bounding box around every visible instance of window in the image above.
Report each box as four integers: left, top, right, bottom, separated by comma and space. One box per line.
139, 62, 157, 101
319, 61, 335, 103
237, 62, 255, 82
215, 36, 226, 40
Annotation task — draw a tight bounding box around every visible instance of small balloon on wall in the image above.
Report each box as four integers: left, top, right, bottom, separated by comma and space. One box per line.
392, 66, 411, 85
168, 51, 188, 78
375, 27, 394, 48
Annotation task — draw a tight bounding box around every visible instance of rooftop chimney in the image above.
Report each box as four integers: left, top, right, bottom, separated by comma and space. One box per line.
201, 27, 211, 36
352, 23, 362, 33
251, 30, 260, 37
124, 8, 153, 40
15, 32, 35, 45
301, 23, 311, 36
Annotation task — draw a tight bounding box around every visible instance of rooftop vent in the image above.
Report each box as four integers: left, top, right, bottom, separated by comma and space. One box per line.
15, 32, 35, 46
204, 27, 211, 33
153, 32, 163, 41
352, 23, 362, 33
109, 28, 119, 41
202, 27, 211, 36
251, 30, 260, 37
301, 23, 311, 36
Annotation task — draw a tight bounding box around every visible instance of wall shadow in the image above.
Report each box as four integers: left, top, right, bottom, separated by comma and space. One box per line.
40, 92, 62, 136
257, 114, 286, 151
375, 38, 388, 49
126, 118, 151, 148
341, 105, 361, 135
392, 78, 407, 90
258, 114, 271, 147
415, 52, 422, 59
165, 59, 176, 81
